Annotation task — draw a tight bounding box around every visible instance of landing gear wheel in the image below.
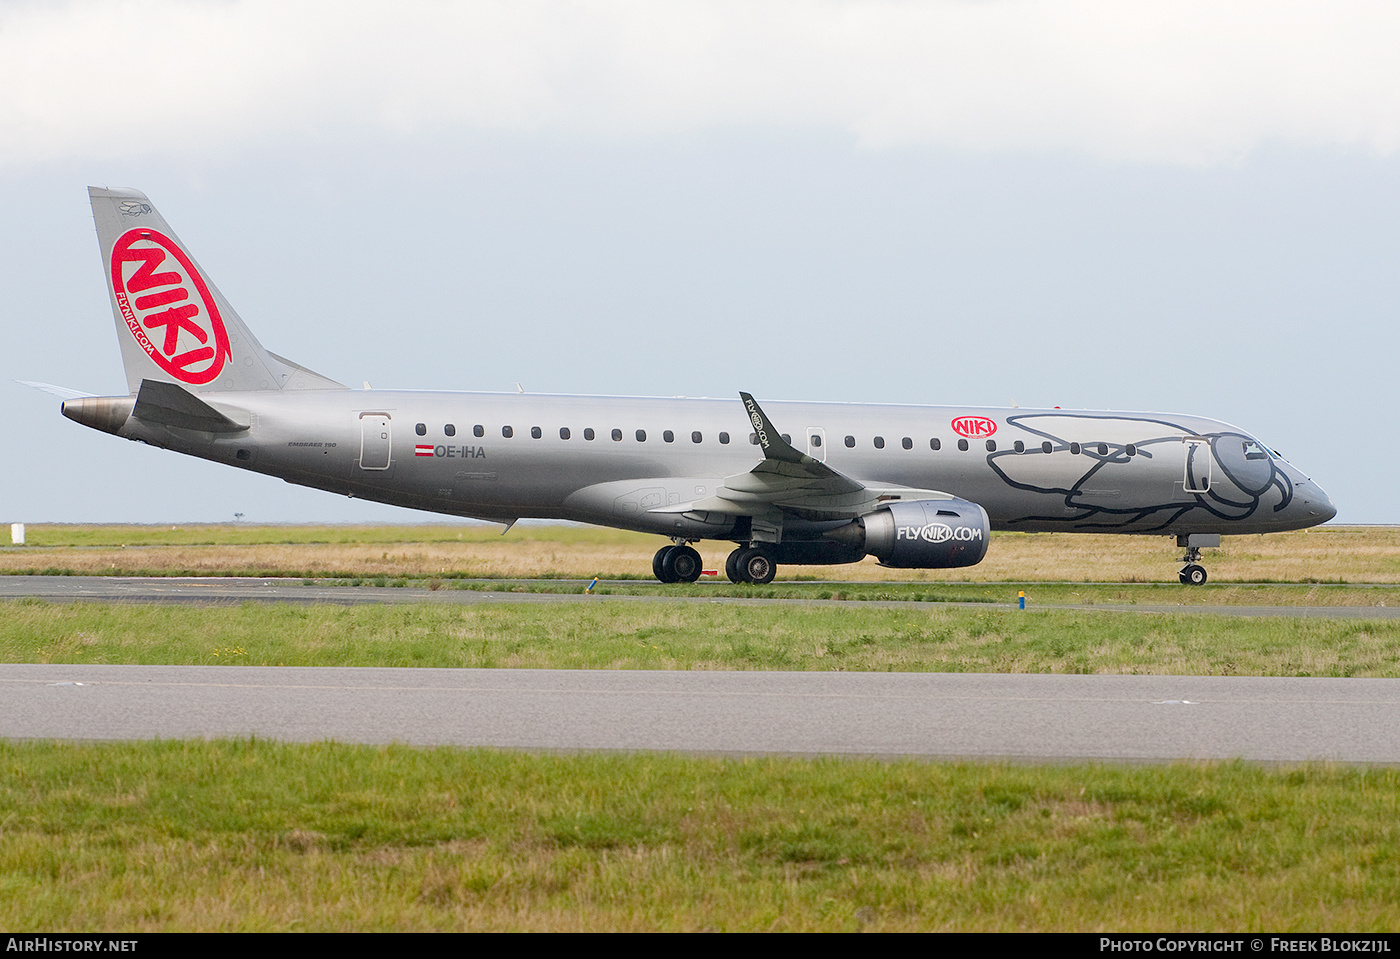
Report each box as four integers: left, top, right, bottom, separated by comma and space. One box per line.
652, 545, 678, 584
738, 547, 777, 585
1179, 564, 1208, 586
725, 549, 744, 584
1177, 542, 1208, 586
663, 545, 704, 583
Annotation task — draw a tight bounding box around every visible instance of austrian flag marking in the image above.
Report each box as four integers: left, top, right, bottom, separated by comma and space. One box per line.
415, 445, 434, 457
111, 228, 231, 385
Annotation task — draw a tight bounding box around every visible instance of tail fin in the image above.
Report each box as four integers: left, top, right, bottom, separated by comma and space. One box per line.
88, 187, 345, 394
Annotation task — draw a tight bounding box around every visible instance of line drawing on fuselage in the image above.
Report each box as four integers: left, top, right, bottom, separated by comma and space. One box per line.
53, 187, 1337, 587
985, 413, 1297, 532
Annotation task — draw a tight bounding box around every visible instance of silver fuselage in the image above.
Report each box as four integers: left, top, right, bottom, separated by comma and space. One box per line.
107, 389, 1335, 541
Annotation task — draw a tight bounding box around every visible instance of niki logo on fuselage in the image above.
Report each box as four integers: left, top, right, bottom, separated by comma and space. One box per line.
951, 416, 997, 438
110, 229, 231, 385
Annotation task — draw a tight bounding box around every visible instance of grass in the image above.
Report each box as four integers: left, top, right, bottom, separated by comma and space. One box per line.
434, 577, 1399, 608
3, 740, 1399, 931
4, 522, 643, 548
5, 599, 1400, 675
6, 523, 1400, 930
3, 523, 1396, 584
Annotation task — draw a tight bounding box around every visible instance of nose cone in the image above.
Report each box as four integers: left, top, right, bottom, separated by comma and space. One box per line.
1312, 484, 1338, 524
1287, 471, 1337, 527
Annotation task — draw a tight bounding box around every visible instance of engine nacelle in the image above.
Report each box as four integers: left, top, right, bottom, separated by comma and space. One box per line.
826, 498, 991, 569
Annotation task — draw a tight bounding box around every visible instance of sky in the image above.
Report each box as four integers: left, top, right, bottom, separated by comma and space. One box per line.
3, 0, 1398, 525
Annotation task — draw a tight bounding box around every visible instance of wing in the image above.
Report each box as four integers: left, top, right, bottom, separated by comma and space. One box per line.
654, 392, 957, 522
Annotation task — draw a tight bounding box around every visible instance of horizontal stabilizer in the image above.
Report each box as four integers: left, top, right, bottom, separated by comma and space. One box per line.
17, 380, 95, 400
131, 378, 250, 433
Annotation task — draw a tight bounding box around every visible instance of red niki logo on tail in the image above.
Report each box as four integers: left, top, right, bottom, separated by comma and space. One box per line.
110, 229, 231, 385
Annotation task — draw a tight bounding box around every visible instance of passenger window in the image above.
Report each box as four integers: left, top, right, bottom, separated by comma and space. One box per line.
636, 429, 646, 442
560, 427, 571, 440
781, 433, 791, 444
986, 440, 996, 452
902, 437, 912, 450
474, 425, 484, 438
584, 428, 595, 441
957, 439, 968, 451
1070, 442, 1081, 454
502, 426, 514, 438
930, 438, 941, 451
1014, 440, 1024, 453
692, 431, 703, 444
531, 426, 542, 439
1126, 444, 1136, 456
845, 435, 855, 448
663, 430, 674, 443
1041, 441, 1052, 453
719, 432, 730, 444
444, 424, 456, 437
1097, 443, 1108, 455
415, 423, 426, 436
612, 429, 622, 442
749, 433, 758, 445
810, 434, 822, 447
874, 436, 885, 449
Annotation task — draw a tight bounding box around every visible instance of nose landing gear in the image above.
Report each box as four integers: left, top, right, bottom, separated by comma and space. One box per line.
1175, 534, 1219, 586
1179, 554, 1208, 585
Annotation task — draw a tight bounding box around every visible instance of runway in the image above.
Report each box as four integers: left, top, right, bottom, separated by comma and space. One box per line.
3, 574, 1398, 618
5, 575, 1398, 763
5, 664, 1400, 763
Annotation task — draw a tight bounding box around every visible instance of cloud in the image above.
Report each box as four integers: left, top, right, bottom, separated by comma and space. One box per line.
3, 0, 1397, 167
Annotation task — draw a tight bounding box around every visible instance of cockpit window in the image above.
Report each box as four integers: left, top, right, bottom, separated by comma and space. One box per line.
1243, 440, 1270, 461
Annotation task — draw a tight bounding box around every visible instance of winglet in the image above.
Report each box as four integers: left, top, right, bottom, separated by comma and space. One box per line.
740, 392, 810, 465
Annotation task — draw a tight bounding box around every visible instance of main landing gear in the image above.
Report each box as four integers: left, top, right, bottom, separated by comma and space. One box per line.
651, 542, 782, 584
652, 543, 704, 583
725, 546, 776, 585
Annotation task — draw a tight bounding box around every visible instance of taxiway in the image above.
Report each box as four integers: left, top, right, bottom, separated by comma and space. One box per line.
5, 576, 1397, 763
